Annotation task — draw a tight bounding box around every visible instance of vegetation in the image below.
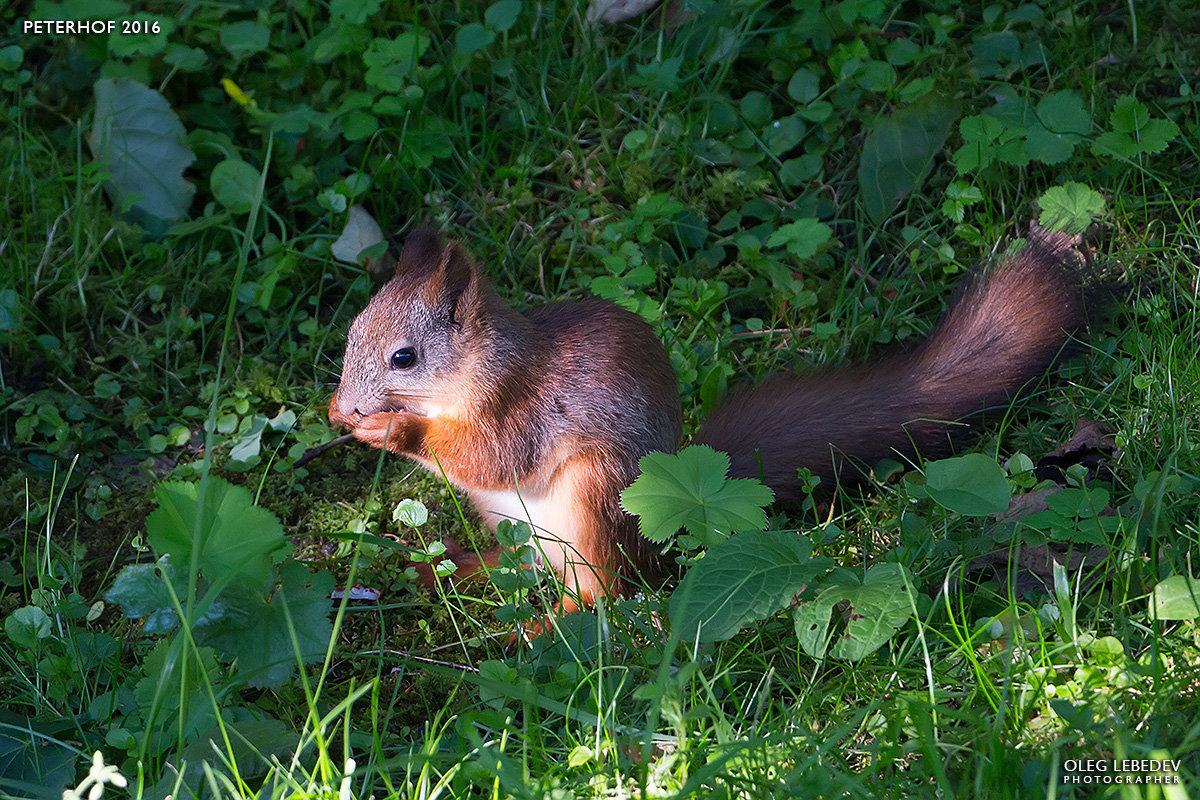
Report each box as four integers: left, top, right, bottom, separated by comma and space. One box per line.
3, 0, 1198, 797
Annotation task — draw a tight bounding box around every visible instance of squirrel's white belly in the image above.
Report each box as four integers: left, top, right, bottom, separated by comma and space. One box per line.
468, 487, 580, 576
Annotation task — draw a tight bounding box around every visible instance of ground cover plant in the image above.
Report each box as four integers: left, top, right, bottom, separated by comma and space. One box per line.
2, 0, 1199, 797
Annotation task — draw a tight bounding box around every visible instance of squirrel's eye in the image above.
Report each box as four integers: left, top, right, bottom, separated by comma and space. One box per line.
389, 347, 417, 370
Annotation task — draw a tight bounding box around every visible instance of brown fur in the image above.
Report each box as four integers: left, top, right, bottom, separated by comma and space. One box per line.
695, 226, 1086, 498
330, 226, 1087, 613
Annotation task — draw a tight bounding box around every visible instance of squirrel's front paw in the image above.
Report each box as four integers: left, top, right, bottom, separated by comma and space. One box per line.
351, 411, 411, 450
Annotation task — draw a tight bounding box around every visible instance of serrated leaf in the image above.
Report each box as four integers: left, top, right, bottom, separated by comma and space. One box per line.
363, 33, 431, 92
1027, 91, 1089, 166
924, 454, 1011, 516
766, 218, 832, 260
146, 478, 289, 591
670, 531, 833, 641
859, 95, 959, 223
88, 78, 196, 231
211, 158, 262, 215
620, 446, 774, 546
1037, 182, 1105, 235
105, 561, 181, 633
795, 563, 915, 661
1150, 575, 1200, 620
196, 563, 335, 688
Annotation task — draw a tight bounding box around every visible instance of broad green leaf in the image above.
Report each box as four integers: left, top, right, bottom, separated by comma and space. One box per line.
219, 21, 270, 59
671, 531, 834, 641
794, 563, 915, 660
1025, 90, 1088, 165
0, 722, 77, 799
0, 289, 19, 331
164, 43, 206, 71
456, 22, 496, 54
858, 95, 959, 223
146, 478, 289, 590
211, 158, 262, 215
620, 446, 774, 545
331, 0, 383, 24
1037, 182, 1105, 235
5, 606, 52, 650
924, 454, 1011, 516
196, 563, 335, 688
786, 68, 820, 103
486, 0, 522, 30
1150, 575, 1200, 620
309, 22, 371, 63
104, 561, 184, 634
88, 78, 196, 231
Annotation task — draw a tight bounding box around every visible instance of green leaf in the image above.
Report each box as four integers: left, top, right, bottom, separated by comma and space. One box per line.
858, 95, 959, 223
363, 33, 431, 92
1150, 575, 1200, 620
0, 289, 18, 331
1037, 182, 1105, 235
795, 563, 915, 660
393, 498, 429, 527
219, 21, 270, 60
456, 22, 496, 54
228, 414, 268, 462
88, 78, 196, 231
5, 606, 52, 650
485, 0, 522, 31
786, 68, 820, 103
164, 43, 206, 71
631, 56, 684, 94
330, 0, 383, 24
145, 478, 289, 591
670, 531, 834, 641
105, 561, 184, 634
107, 14, 170, 58
0, 720, 77, 799
1092, 95, 1180, 159
1024, 90, 1089, 165
766, 218, 832, 260
620, 446, 774, 546
924, 454, 1011, 516
197, 563, 335, 688
210, 158, 262, 215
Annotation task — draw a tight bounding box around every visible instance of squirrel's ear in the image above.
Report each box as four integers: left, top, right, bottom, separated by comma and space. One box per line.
424, 241, 476, 322
396, 228, 444, 275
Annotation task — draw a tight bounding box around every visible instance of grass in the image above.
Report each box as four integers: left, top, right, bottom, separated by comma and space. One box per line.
3, 0, 1200, 797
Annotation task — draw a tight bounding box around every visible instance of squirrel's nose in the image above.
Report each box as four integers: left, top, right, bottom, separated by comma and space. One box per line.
328, 388, 358, 427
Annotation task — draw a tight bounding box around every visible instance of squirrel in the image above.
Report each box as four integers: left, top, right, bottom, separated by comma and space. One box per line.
328, 225, 1087, 615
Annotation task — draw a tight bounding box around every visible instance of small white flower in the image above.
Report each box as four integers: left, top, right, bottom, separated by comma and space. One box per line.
339, 757, 357, 800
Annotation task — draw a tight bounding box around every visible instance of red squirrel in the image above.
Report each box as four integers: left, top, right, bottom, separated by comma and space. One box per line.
329, 226, 1086, 613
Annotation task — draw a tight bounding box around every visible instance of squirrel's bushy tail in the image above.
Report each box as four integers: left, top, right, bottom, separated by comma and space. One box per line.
695, 226, 1088, 500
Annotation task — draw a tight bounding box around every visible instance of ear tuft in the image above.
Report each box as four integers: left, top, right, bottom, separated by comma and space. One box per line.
396, 228, 444, 276
424, 241, 477, 322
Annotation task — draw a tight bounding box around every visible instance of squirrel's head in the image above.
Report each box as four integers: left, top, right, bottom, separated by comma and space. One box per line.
331, 229, 485, 424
